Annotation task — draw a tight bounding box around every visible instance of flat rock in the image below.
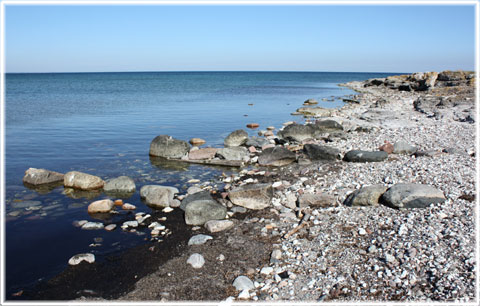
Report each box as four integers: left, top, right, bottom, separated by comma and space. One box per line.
310, 119, 344, 134
140, 185, 179, 208
224, 129, 248, 147
81, 222, 104, 230
296, 106, 334, 117
189, 138, 206, 146
103, 176, 136, 195
381, 183, 446, 209
187, 253, 205, 269
64, 171, 104, 190
258, 147, 296, 167
105, 224, 117, 231
298, 193, 336, 208
188, 147, 218, 160
303, 144, 341, 160
245, 136, 270, 148
233, 275, 255, 291
122, 203, 136, 210
87, 199, 114, 214
149, 135, 190, 159
393, 141, 417, 155
23, 168, 64, 186
343, 150, 388, 162
344, 185, 388, 206
11, 200, 42, 209
68, 253, 95, 265
184, 199, 227, 225
188, 234, 213, 246
216, 147, 249, 161
228, 183, 273, 210
277, 124, 314, 142
204, 220, 234, 232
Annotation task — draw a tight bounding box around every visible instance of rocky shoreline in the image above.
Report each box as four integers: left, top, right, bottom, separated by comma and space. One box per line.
21, 70, 476, 302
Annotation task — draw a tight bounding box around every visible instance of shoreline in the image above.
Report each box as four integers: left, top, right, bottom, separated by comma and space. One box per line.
17, 70, 476, 302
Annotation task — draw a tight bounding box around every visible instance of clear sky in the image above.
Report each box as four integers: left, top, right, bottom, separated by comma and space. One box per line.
5, 4, 476, 73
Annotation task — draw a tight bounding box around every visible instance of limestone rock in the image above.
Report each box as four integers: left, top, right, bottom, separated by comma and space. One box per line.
103, 176, 136, 195
224, 129, 248, 147
344, 185, 388, 206
64, 171, 104, 190
87, 199, 114, 214
149, 135, 190, 159
228, 183, 273, 210
23, 168, 64, 186
381, 183, 446, 209
140, 185, 179, 208
258, 147, 296, 167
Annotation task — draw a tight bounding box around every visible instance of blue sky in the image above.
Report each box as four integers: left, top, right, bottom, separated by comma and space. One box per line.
5, 4, 476, 73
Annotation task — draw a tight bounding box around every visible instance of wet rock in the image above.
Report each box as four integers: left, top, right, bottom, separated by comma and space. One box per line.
298, 193, 336, 208
11, 200, 42, 209
180, 190, 213, 211
245, 136, 270, 148
228, 183, 273, 210
381, 183, 446, 209
277, 124, 314, 142
393, 141, 417, 155
149, 135, 190, 159
343, 150, 388, 162
122, 220, 138, 228
184, 199, 227, 225
140, 185, 179, 208
122, 203, 136, 210
204, 220, 234, 232
246, 123, 260, 129
303, 144, 341, 161
187, 186, 203, 195
81, 222, 104, 230
224, 129, 248, 147
217, 147, 249, 161
188, 148, 218, 160
304, 98, 318, 105
105, 224, 117, 231
188, 234, 213, 246
64, 171, 104, 190
23, 168, 64, 186
87, 199, 114, 214
344, 185, 388, 206
68, 253, 95, 265
189, 138, 206, 146
187, 253, 205, 269
233, 276, 255, 291
103, 176, 136, 195
296, 106, 334, 117
258, 147, 296, 166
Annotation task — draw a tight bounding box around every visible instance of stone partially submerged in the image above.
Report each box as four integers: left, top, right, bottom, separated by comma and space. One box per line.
103, 176, 136, 197
23, 168, 64, 186
149, 135, 190, 159
140, 185, 179, 208
381, 183, 446, 209
224, 129, 248, 147
64, 171, 104, 190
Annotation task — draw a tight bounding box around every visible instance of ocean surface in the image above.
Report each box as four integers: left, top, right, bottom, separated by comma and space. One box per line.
4, 71, 398, 297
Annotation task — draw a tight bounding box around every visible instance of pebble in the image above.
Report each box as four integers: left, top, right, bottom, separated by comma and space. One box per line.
81, 222, 104, 230
73, 220, 88, 227
68, 253, 95, 265
122, 203, 136, 210
188, 234, 213, 246
122, 221, 138, 228
105, 224, 117, 231
187, 253, 205, 269
233, 275, 255, 291
204, 220, 234, 233
162, 207, 174, 213
260, 267, 274, 275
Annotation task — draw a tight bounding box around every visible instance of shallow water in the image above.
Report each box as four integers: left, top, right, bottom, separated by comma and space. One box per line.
5, 71, 397, 296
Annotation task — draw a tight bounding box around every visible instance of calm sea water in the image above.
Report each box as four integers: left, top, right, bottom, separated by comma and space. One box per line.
5, 71, 397, 296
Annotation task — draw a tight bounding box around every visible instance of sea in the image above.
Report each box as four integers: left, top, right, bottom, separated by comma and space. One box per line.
4, 71, 398, 297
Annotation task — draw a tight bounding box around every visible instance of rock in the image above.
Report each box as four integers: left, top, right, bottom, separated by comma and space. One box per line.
180, 190, 214, 211
23, 168, 64, 186
310, 120, 344, 135
187, 186, 203, 195
114, 199, 123, 206
233, 276, 255, 291
216, 147, 249, 161
304, 98, 318, 105
149, 135, 190, 159
103, 176, 136, 195
140, 185, 179, 208
204, 220, 234, 232
122, 220, 138, 228
296, 106, 334, 117
187, 253, 205, 269
188, 148, 218, 160
393, 141, 417, 155
189, 138, 206, 146
188, 234, 213, 246
184, 199, 227, 225
246, 123, 259, 129
270, 249, 282, 264
68, 253, 95, 265
64, 171, 104, 190
258, 147, 296, 166
238, 290, 250, 299
73, 220, 88, 227
277, 124, 314, 142
224, 130, 248, 147
381, 183, 446, 209
344, 185, 388, 206
11, 200, 41, 209
267, 126, 275, 131
122, 203, 136, 210
303, 144, 341, 160
87, 199, 114, 214
343, 150, 388, 162
245, 136, 270, 148
105, 224, 117, 231
81, 222, 104, 230
231, 206, 247, 214
162, 207, 174, 213
379, 141, 394, 154
298, 193, 336, 208
228, 183, 273, 210
260, 267, 274, 275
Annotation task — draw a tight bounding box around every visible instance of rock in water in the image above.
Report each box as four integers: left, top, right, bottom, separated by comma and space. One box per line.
103, 176, 136, 195
277, 124, 314, 142
224, 129, 248, 147
204, 220, 234, 232
381, 183, 446, 209
81, 222, 104, 230
216, 147, 249, 161
233, 275, 255, 291
64, 171, 104, 190
149, 135, 190, 159
258, 147, 296, 166
187, 253, 205, 269
68, 253, 95, 265
188, 147, 218, 160
87, 199, 115, 213
245, 136, 270, 148
189, 138, 206, 146
303, 144, 341, 160
296, 106, 334, 117
184, 199, 227, 225
23, 168, 64, 186
343, 150, 388, 162
304, 98, 318, 105
140, 185, 179, 208
344, 185, 388, 206
228, 183, 273, 210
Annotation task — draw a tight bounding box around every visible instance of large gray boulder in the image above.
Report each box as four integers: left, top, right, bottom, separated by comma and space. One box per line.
64, 171, 104, 190
343, 150, 388, 162
245, 136, 270, 148
103, 176, 136, 196
311, 120, 344, 133
381, 183, 446, 209
140, 185, 179, 208
180, 190, 213, 211
224, 130, 248, 147
344, 185, 388, 206
277, 124, 314, 142
216, 147, 249, 161
228, 183, 273, 210
258, 147, 296, 166
23, 168, 64, 186
149, 135, 190, 159
303, 144, 341, 161
184, 198, 227, 225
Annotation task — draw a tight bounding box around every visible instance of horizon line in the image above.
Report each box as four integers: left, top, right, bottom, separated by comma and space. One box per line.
5, 69, 418, 74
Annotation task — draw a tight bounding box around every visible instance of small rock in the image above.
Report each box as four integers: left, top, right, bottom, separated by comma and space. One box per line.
187, 253, 205, 269
73, 220, 88, 227
23, 168, 64, 186
81, 222, 104, 230
189, 138, 206, 146
68, 253, 95, 265
238, 289, 250, 300
358, 228, 367, 236
162, 207, 174, 213
105, 224, 117, 231
246, 123, 260, 129
122, 220, 138, 228
298, 193, 336, 208
393, 141, 417, 155
188, 148, 218, 160
233, 275, 255, 291
260, 267, 274, 275
344, 185, 387, 206
379, 141, 394, 154
204, 220, 234, 232
114, 199, 123, 206
343, 150, 388, 162
224, 130, 248, 147
381, 183, 446, 209
188, 234, 213, 246
122, 203, 136, 210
